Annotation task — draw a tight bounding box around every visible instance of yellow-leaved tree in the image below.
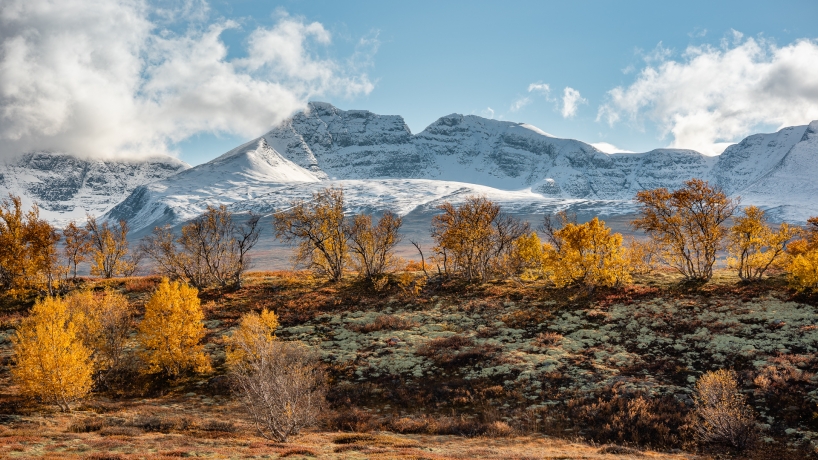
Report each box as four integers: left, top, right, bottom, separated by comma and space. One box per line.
345, 211, 403, 282
785, 216, 818, 292
85, 215, 137, 278
226, 309, 325, 442
137, 279, 210, 376
65, 289, 133, 373
274, 187, 348, 282
727, 206, 800, 280
544, 216, 630, 289
633, 179, 738, 282
12, 296, 93, 411
505, 232, 547, 280
0, 195, 63, 294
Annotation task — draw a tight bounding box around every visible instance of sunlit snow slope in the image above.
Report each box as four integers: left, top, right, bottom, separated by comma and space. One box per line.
106, 102, 818, 233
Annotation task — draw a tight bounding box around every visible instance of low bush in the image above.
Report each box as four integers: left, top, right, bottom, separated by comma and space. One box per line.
693, 369, 756, 450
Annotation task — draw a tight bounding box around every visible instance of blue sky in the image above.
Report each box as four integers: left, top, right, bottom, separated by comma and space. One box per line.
3, 0, 818, 165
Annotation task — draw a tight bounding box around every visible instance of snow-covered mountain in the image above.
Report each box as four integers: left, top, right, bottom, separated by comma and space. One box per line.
0, 152, 189, 227
98, 102, 818, 232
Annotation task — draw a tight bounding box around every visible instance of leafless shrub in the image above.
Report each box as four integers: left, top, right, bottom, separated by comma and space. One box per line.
693, 369, 756, 449
230, 339, 326, 442
140, 205, 260, 289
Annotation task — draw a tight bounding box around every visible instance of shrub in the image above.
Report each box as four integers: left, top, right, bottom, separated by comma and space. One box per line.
227, 310, 325, 442
140, 206, 261, 289
274, 187, 348, 282
11, 296, 93, 411
544, 216, 630, 289
346, 211, 403, 281
431, 196, 528, 282
788, 249, 818, 292
137, 278, 211, 376
65, 289, 132, 372
692, 369, 756, 449
727, 206, 799, 280
85, 216, 138, 278
633, 178, 738, 282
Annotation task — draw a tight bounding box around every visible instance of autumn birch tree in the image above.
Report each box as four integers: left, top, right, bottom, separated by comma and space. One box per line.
12, 296, 93, 411
633, 179, 738, 282
85, 216, 137, 278
727, 206, 799, 280
274, 187, 348, 282
346, 211, 403, 281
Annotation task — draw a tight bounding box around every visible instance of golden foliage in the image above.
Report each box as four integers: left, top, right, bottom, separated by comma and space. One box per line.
137, 278, 210, 376
346, 211, 403, 281
507, 232, 547, 280
85, 216, 136, 278
624, 236, 658, 276
693, 369, 756, 449
65, 289, 132, 371
431, 196, 528, 282
225, 309, 279, 368
727, 206, 799, 280
11, 296, 93, 411
545, 217, 630, 289
0, 194, 63, 293
62, 221, 91, 280
633, 179, 738, 281
788, 249, 818, 292
274, 187, 348, 282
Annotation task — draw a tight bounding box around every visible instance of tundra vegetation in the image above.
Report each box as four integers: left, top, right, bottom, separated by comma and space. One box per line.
1, 180, 818, 458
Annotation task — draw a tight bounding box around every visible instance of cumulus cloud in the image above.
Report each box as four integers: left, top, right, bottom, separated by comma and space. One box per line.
0, 0, 375, 159
561, 87, 586, 118
591, 142, 635, 154
597, 35, 818, 155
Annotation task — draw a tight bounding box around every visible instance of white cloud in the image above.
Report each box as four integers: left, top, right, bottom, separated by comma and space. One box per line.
597, 35, 818, 155
0, 0, 375, 159
528, 82, 551, 96
509, 97, 530, 112
561, 87, 587, 118
481, 107, 495, 119
591, 142, 635, 154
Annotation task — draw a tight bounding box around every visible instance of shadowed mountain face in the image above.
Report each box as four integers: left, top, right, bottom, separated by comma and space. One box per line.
0, 152, 189, 227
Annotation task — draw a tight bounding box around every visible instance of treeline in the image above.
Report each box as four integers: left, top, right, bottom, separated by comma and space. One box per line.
271, 179, 818, 292
2, 177, 818, 294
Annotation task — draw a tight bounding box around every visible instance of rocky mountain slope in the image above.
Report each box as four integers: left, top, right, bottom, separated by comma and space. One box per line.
0, 152, 189, 227
107, 102, 818, 233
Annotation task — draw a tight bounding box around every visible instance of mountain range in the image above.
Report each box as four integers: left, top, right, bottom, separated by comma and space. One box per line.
0, 152, 189, 227
2, 102, 816, 232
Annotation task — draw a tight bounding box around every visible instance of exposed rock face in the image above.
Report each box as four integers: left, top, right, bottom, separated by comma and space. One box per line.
101, 102, 818, 230
0, 152, 189, 226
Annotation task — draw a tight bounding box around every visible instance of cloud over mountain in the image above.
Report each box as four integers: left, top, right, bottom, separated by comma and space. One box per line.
597, 34, 818, 155
0, 0, 375, 160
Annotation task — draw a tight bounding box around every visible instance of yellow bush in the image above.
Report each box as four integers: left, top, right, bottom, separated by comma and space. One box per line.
225, 309, 279, 368
788, 249, 818, 292
508, 232, 547, 280
545, 217, 630, 289
65, 289, 132, 371
12, 296, 93, 411
727, 206, 799, 280
137, 278, 210, 376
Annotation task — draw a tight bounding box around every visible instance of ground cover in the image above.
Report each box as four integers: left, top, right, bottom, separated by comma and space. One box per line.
0, 270, 816, 458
